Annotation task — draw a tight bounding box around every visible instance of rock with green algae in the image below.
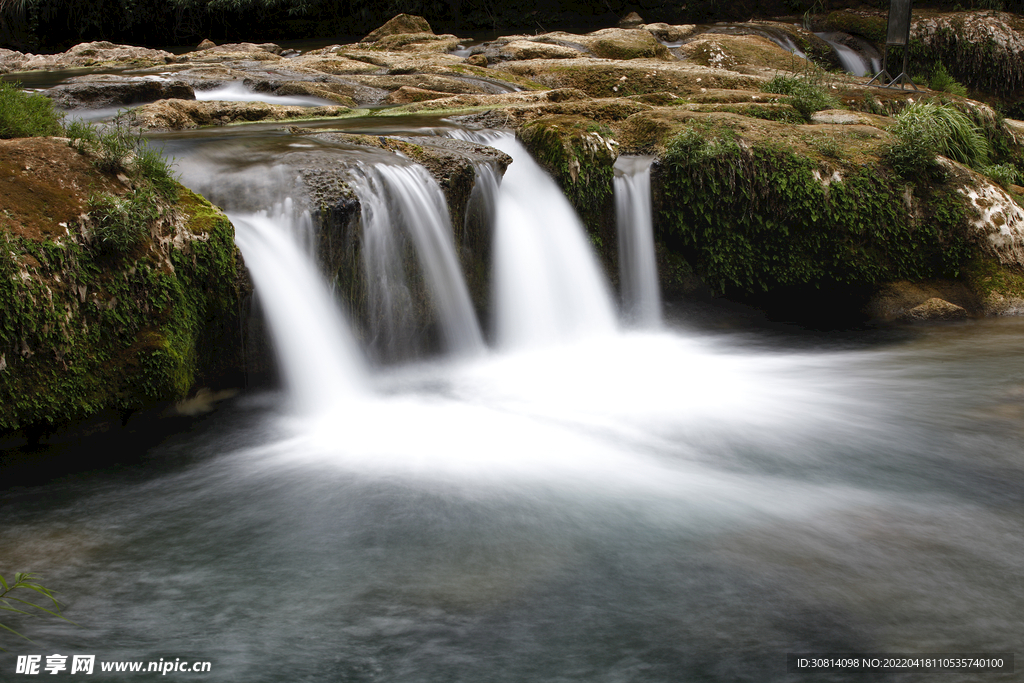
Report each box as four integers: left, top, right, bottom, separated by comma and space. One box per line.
0, 137, 246, 437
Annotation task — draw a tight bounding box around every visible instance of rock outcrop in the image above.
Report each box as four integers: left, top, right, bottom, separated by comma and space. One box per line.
0, 137, 246, 437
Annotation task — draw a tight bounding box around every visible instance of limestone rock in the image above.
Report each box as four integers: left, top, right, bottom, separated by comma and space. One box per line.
384, 86, 448, 104
47, 77, 196, 109
363, 14, 433, 43
0, 138, 245, 434
2, 42, 177, 73
577, 28, 672, 61
184, 42, 283, 62
946, 160, 1024, 268
196, 39, 216, 50
619, 12, 644, 29
370, 33, 461, 53
132, 99, 351, 130
499, 40, 583, 61
642, 23, 699, 44
911, 11, 1024, 96
904, 298, 969, 321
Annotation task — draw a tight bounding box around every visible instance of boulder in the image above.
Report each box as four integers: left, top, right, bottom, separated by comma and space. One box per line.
363, 14, 433, 43
196, 39, 216, 50
576, 28, 672, 61
904, 298, 969, 321
642, 23, 699, 44
619, 12, 644, 29
8, 42, 177, 72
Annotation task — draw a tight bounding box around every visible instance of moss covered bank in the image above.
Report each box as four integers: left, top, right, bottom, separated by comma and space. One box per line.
0, 137, 246, 439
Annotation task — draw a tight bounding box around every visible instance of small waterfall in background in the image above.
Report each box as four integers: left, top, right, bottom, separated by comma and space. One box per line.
349, 163, 485, 359
614, 156, 661, 328
816, 32, 877, 77
453, 130, 618, 349
230, 203, 367, 412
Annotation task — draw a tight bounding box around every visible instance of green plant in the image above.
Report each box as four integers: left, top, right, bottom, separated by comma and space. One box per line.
810, 132, 844, 159
88, 188, 159, 255
981, 163, 1021, 188
66, 113, 179, 200
0, 81, 64, 139
760, 74, 840, 122
886, 101, 990, 176
928, 62, 968, 97
1, 572, 70, 648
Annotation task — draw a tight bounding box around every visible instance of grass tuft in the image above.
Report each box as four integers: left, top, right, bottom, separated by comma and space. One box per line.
885, 101, 990, 177
0, 81, 64, 139
760, 74, 840, 122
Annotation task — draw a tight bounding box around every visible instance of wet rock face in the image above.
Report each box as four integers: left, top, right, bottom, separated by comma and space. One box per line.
47, 77, 196, 109
911, 10, 1024, 98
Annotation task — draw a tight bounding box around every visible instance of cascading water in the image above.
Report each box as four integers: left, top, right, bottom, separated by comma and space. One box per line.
230, 202, 366, 412
816, 32, 878, 77
454, 130, 618, 349
614, 155, 661, 328
349, 163, 485, 358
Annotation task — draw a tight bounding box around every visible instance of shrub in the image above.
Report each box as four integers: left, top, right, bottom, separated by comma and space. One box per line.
760, 74, 841, 122
928, 62, 968, 97
0, 81, 63, 139
981, 163, 1021, 188
886, 101, 990, 177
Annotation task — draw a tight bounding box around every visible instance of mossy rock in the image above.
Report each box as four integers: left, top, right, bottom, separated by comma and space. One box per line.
0, 139, 244, 437
581, 28, 672, 61
517, 115, 619, 274
823, 10, 887, 44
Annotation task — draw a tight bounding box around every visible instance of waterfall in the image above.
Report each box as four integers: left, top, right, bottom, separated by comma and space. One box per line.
614, 156, 661, 328
816, 33, 872, 77
349, 163, 485, 359
453, 130, 618, 350
230, 203, 366, 412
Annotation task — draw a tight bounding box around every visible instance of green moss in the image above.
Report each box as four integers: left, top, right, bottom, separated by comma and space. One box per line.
518, 116, 617, 239
0, 184, 240, 435
823, 11, 887, 44
659, 126, 973, 295
963, 254, 1024, 300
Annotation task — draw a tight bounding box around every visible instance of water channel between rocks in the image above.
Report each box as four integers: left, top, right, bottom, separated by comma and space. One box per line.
2, 114, 1023, 682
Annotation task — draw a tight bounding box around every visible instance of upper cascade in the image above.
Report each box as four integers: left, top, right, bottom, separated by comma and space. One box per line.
349, 162, 486, 360
230, 202, 367, 413
453, 130, 618, 349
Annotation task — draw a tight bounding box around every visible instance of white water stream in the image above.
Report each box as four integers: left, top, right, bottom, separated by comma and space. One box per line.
455, 130, 618, 349
230, 203, 366, 412
350, 163, 485, 358
614, 155, 661, 328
